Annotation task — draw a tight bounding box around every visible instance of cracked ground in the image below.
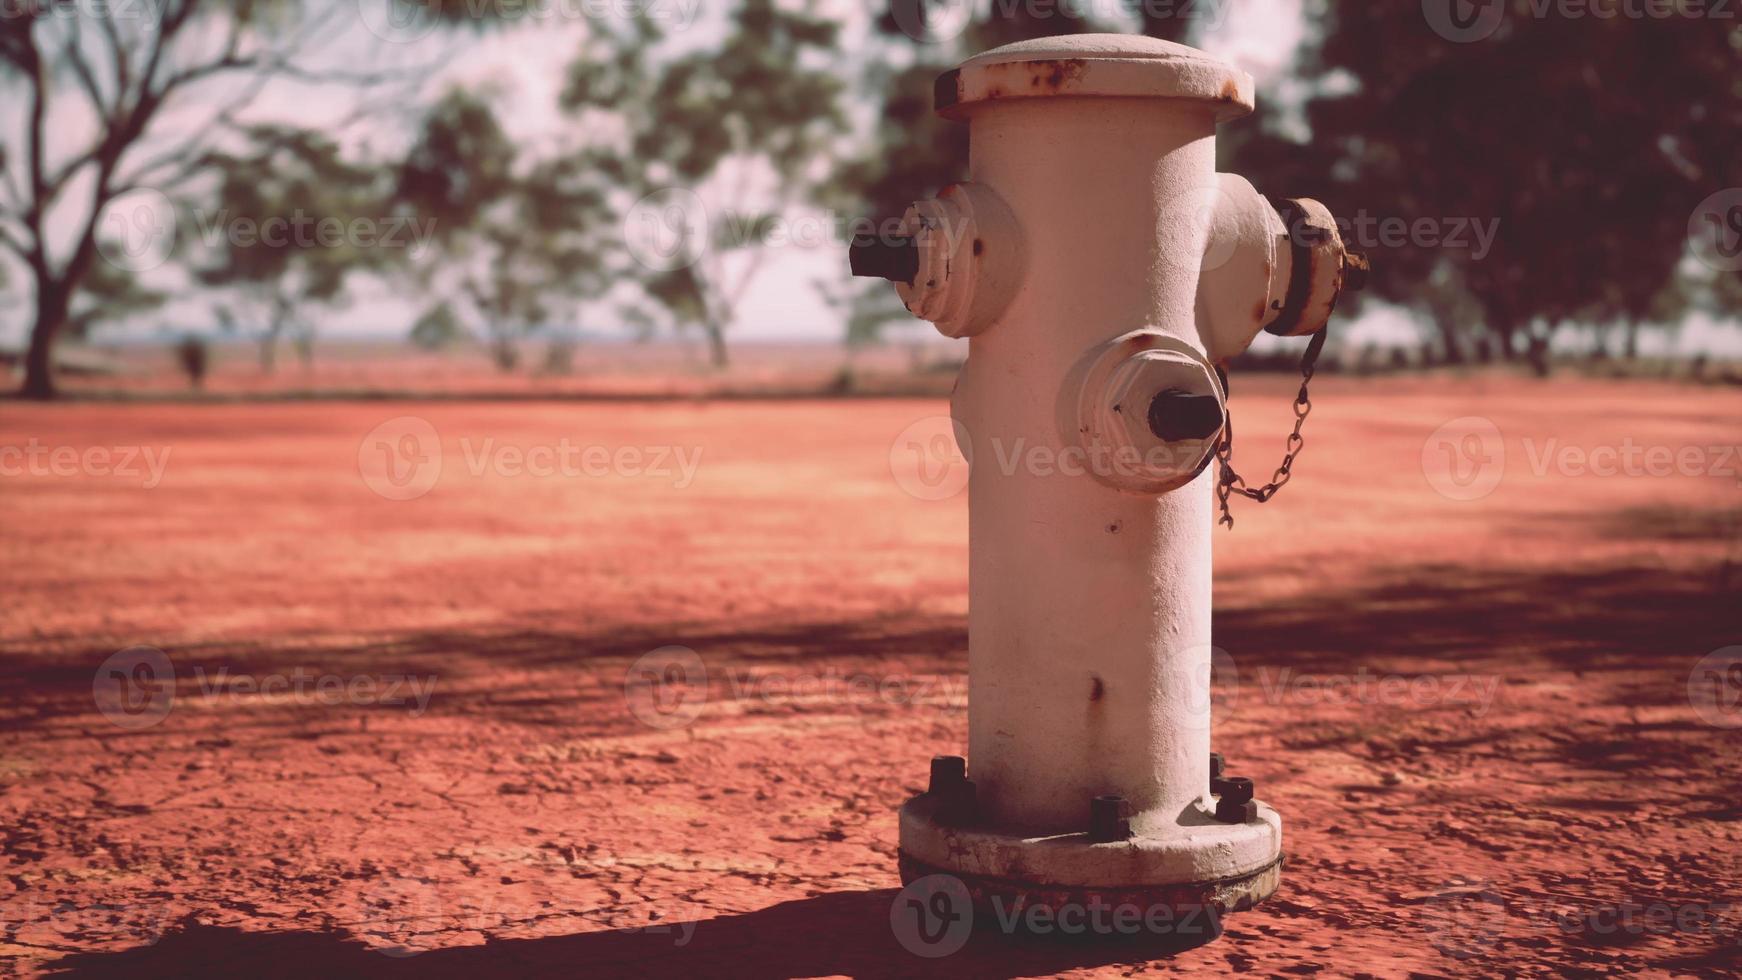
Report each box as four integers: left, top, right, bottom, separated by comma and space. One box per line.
2, 376, 1740, 978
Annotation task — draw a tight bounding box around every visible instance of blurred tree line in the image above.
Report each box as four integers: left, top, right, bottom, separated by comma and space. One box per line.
2, 0, 1738, 397
835, 1, 1741, 373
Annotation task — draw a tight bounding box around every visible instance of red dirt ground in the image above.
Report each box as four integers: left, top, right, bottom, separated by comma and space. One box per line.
2, 375, 1740, 978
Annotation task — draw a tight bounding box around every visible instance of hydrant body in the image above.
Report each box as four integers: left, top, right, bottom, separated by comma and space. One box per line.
855, 35, 1365, 926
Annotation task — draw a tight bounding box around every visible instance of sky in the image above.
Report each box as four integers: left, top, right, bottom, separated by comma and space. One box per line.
5, 0, 1738, 357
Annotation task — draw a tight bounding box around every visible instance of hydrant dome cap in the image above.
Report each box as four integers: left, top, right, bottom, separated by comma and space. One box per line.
937, 33, 1255, 122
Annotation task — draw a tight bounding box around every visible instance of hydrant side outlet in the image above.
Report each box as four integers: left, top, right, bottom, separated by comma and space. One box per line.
854, 34, 1367, 931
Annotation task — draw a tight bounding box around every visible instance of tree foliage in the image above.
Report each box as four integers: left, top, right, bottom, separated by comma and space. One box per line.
194, 127, 394, 371
1237, 3, 1742, 364
562, 0, 849, 367
395, 89, 613, 370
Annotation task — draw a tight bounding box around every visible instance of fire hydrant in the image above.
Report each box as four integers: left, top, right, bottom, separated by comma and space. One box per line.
850, 35, 1367, 929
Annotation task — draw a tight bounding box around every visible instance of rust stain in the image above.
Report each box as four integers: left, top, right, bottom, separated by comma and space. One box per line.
1220, 79, 1243, 102
973, 59, 1091, 104
933, 68, 963, 111
992, 58, 1089, 90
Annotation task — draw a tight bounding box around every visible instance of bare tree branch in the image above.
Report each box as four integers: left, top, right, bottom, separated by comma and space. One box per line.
95, 14, 130, 107
0, 219, 28, 261
62, 18, 111, 121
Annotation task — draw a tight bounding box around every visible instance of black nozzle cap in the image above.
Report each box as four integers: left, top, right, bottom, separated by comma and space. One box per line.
849, 234, 919, 284
1148, 390, 1225, 442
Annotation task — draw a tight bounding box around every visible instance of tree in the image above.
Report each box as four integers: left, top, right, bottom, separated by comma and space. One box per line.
192, 127, 396, 373
561, 2, 848, 368
1239, 3, 1742, 369
0, 0, 423, 398
394, 89, 612, 371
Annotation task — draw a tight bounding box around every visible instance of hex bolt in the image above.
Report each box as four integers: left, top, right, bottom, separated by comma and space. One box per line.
1088, 794, 1133, 843
1215, 798, 1258, 824
1209, 752, 1225, 780
928, 756, 977, 826
1147, 389, 1225, 442
848, 234, 919, 285
929, 755, 967, 794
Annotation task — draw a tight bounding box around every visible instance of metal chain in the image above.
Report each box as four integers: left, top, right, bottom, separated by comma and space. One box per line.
1214, 328, 1328, 529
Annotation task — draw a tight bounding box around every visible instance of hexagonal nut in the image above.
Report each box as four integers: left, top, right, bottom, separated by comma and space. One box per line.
1215, 798, 1259, 824
1080, 343, 1223, 494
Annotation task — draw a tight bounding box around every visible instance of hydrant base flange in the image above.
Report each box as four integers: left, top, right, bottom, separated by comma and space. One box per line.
896, 852, 1282, 931
898, 794, 1283, 916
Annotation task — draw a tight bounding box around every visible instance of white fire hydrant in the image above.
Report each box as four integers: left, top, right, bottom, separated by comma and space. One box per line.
851, 35, 1367, 926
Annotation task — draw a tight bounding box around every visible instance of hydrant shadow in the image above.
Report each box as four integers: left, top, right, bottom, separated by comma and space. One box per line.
43, 889, 1216, 980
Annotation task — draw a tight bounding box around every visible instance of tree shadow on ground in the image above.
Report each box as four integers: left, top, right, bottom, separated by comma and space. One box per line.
44, 888, 1220, 980
4, 554, 1735, 732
